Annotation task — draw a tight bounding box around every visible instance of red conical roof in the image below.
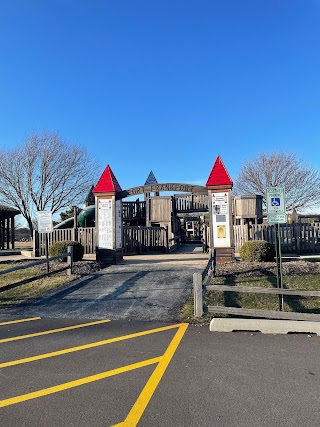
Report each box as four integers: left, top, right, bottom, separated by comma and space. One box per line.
206, 155, 233, 187
93, 165, 122, 193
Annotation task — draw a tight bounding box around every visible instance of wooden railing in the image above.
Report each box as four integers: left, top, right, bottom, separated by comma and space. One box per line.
193, 250, 216, 317
0, 247, 74, 294
123, 226, 169, 254
202, 285, 320, 321
33, 228, 96, 257
193, 255, 320, 321
233, 223, 320, 254
123, 201, 146, 220
174, 194, 209, 212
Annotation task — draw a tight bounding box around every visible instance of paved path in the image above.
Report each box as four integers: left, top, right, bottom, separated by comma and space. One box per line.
1, 244, 209, 321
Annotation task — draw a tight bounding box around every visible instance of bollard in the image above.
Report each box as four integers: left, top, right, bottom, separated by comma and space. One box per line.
67, 246, 73, 275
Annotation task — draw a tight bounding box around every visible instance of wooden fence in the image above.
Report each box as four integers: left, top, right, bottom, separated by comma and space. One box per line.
174, 194, 209, 212
33, 226, 173, 256
0, 247, 74, 294
233, 223, 320, 254
33, 228, 96, 257
193, 250, 216, 317
123, 226, 169, 254
193, 249, 320, 321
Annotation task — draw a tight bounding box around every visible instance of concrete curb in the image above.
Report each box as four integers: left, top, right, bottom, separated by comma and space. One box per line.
209, 318, 320, 335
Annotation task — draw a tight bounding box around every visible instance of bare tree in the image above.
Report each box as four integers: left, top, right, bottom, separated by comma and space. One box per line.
234, 152, 320, 211
0, 131, 100, 233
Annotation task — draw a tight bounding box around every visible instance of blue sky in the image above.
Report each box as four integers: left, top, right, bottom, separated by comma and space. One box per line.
1, 0, 320, 191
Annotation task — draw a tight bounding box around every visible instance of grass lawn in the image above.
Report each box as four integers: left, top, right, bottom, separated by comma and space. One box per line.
180, 273, 320, 324
0, 263, 79, 307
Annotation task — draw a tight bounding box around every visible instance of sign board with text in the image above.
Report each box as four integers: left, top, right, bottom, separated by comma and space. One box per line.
266, 187, 285, 214
212, 192, 231, 247
267, 213, 287, 224
37, 211, 53, 233
266, 187, 286, 224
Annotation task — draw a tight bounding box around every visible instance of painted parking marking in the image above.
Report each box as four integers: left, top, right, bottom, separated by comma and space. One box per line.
0, 356, 162, 408
0, 319, 110, 344
0, 323, 188, 427
111, 322, 188, 427
0, 317, 41, 326
0, 323, 184, 369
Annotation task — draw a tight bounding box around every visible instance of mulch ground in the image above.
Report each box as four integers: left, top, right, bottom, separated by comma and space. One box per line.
215, 259, 320, 278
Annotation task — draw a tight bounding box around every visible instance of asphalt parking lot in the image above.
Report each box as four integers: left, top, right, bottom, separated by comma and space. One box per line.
1, 316, 320, 427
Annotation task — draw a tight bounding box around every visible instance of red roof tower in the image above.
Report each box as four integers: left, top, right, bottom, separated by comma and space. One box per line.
93, 165, 122, 194
206, 155, 233, 188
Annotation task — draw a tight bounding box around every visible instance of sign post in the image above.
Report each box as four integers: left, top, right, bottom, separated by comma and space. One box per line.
266, 187, 286, 311
37, 211, 53, 273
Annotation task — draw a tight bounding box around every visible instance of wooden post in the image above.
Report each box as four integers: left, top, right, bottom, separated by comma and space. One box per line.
33, 230, 40, 257
193, 272, 203, 317
67, 245, 73, 275
10, 217, 15, 249
296, 223, 301, 255
165, 225, 169, 253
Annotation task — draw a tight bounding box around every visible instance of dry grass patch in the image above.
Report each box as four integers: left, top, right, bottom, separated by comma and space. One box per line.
0, 262, 80, 306
180, 260, 320, 324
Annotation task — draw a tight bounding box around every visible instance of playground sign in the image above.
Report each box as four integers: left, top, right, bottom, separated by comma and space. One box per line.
97, 199, 113, 249
266, 187, 286, 224
211, 192, 231, 247
37, 211, 53, 233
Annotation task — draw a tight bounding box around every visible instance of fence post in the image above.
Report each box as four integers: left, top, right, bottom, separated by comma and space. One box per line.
67, 246, 73, 276
33, 230, 39, 257
193, 272, 203, 317
165, 226, 169, 253
296, 223, 301, 255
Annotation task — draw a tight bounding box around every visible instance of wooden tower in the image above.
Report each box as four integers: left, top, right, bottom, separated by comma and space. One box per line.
93, 165, 123, 264
206, 156, 234, 262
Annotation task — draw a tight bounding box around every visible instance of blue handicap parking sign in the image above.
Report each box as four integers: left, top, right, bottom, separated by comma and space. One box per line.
271, 197, 280, 206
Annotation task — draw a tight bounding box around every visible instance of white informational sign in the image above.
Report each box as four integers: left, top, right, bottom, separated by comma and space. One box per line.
266, 187, 286, 223
268, 213, 287, 224
116, 200, 122, 249
212, 192, 231, 247
266, 187, 285, 214
97, 199, 113, 249
37, 211, 53, 233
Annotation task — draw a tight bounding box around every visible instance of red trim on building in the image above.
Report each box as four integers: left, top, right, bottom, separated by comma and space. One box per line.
93, 165, 122, 193
206, 155, 233, 187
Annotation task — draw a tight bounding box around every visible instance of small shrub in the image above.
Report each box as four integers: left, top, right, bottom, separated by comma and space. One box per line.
49, 241, 84, 262
239, 240, 276, 262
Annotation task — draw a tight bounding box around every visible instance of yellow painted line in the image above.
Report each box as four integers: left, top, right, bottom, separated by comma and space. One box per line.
111, 323, 188, 427
0, 323, 181, 368
0, 319, 110, 344
0, 317, 41, 326
0, 356, 161, 408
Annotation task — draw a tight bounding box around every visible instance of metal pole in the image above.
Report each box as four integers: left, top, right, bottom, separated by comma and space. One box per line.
45, 233, 50, 273
275, 224, 284, 311
277, 223, 284, 311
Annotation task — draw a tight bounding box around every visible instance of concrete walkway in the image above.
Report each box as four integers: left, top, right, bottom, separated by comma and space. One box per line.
1, 244, 209, 321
